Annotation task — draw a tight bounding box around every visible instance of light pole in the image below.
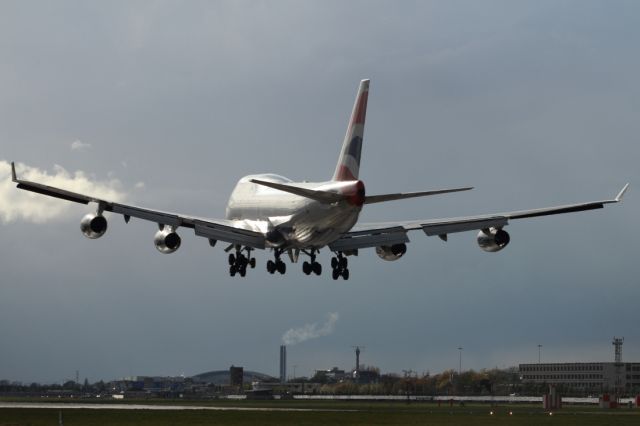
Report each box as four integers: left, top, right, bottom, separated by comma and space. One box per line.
458, 347, 463, 374
538, 344, 542, 363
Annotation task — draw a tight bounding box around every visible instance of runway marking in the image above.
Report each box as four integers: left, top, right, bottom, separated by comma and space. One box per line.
0, 402, 358, 412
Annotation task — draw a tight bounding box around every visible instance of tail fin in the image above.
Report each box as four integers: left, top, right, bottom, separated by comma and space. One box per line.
332, 79, 369, 181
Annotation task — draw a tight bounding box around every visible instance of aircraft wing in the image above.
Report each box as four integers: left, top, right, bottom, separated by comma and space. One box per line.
328, 184, 629, 252
10, 162, 266, 249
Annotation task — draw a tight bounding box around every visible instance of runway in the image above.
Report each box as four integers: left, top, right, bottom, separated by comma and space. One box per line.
0, 402, 358, 412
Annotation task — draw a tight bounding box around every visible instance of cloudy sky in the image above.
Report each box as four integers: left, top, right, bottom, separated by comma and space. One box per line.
1, 0, 638, 384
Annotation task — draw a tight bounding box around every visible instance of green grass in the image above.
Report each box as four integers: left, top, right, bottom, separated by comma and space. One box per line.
1, 402, 639, 426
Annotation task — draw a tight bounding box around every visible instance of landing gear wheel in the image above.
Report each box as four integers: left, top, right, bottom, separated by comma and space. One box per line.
228, 254, 236, 266
267, 260, 275, 274
250, 258, 256, 269
303, 261, 311, 275
332, 268, 340, 280
331, 257, 338, 269
229, 265, 237, 277
339, 257, 348, 269
313, 262, 322, 276
277, 260, 286, 274
239, 265, 247, 277
342, 268, 349, 280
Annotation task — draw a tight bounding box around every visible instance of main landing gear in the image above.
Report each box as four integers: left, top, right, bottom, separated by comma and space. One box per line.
331, 252, 349, 280
228, 246, 256, 277
302, 249, 322, 276
267, 249, 286, 275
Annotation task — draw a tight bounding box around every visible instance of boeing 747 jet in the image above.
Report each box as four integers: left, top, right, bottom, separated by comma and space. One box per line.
11, 80, 628, 279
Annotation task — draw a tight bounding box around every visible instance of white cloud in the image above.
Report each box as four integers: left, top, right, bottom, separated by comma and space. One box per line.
0, 161, 125, 224
282, 312, 339, 346
134, 181, 145, 190
70, 139, 92, 151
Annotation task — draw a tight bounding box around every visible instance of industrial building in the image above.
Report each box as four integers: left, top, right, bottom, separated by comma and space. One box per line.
519, 337, 640, 393
519, 362, 640, 392
280, 345, 287, 384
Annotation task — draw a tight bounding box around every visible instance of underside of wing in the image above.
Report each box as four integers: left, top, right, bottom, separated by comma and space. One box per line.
333, 185, 629, 251
11, 162, 266, 249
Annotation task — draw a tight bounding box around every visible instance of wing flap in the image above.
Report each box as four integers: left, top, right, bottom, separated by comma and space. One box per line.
111, 203, 185, 228
421, 217, 508, 236
329, 228, 409, 251
194, 220, 266, 249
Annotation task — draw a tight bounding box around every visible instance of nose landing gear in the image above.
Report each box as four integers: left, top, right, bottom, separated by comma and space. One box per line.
331, 252, 349, 280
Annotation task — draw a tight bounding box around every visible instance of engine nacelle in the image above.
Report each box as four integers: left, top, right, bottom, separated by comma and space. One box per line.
477, 228, 510, 252
80, 213, 108, 239
375, 243, 407, 261
154, 227, 182, 254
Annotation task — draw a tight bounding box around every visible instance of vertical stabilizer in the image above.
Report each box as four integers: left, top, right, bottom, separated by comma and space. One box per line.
333, 79, 369, 181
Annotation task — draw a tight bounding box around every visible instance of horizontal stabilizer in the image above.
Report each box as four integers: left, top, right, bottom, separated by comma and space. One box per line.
364, 186, 473, 205
250, 179, 344, 204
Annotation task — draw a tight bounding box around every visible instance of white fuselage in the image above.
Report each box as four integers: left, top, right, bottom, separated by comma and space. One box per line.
225, 174, 362, 249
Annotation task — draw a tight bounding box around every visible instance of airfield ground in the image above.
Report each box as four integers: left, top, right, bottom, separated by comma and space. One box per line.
1, 400, 639, 425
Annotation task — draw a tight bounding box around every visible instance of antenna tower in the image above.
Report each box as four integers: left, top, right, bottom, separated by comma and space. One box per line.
613, 337, 624, 363
352, 346, 365, 382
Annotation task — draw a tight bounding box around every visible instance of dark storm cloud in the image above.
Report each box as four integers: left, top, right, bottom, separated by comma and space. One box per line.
1, 0, 638, 383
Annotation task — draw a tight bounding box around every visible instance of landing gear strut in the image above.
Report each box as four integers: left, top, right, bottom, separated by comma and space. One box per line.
228, 246, 256, 277
302, 249, 322, 276
331, 252, 349, 280
267, 249, 286, 275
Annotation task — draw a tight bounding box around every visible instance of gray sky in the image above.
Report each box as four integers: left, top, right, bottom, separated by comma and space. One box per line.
1, 0, 638, 384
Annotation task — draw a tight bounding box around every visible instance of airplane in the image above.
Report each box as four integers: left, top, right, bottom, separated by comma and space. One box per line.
11, 79, 629, 280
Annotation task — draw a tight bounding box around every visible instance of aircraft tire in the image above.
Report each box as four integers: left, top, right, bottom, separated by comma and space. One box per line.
342, 268, 349, 280
339, 257, 348, 269
229, 265, 236, 277
332, 268, 339, 280
277, 261, 286, 274
228, 254, 235, 266
331, 257, 338, 269
313, 262, 322, 275
250, 258, 256, 269
303, 261, 311, 275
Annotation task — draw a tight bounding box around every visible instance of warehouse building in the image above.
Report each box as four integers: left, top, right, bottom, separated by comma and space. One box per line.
519, 362, 640, 392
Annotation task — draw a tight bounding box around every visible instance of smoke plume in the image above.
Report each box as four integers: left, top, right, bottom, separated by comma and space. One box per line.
0, 160, 125, 224
282, 312, 339, 346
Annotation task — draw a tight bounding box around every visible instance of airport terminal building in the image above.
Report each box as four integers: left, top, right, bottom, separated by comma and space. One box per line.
519, 362, 640, 393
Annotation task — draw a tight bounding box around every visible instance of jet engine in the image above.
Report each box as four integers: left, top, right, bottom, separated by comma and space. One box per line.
80, 213, 108, 239
154, 227, 182, 254
375, 243, 407, 261
477, 228, 510, 252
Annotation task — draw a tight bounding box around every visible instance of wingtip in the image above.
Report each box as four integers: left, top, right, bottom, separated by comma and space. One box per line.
10, 161, 17, 182
615, 183, 630, 202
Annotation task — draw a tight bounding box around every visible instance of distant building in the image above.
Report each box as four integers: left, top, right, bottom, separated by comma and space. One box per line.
320, 367, 349, 383
229, 366, 244, 388
191, 370, 276, 385
519, 362, 640, 393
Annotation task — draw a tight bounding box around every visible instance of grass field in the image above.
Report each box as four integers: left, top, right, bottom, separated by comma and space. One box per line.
1, 401, 639, 425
